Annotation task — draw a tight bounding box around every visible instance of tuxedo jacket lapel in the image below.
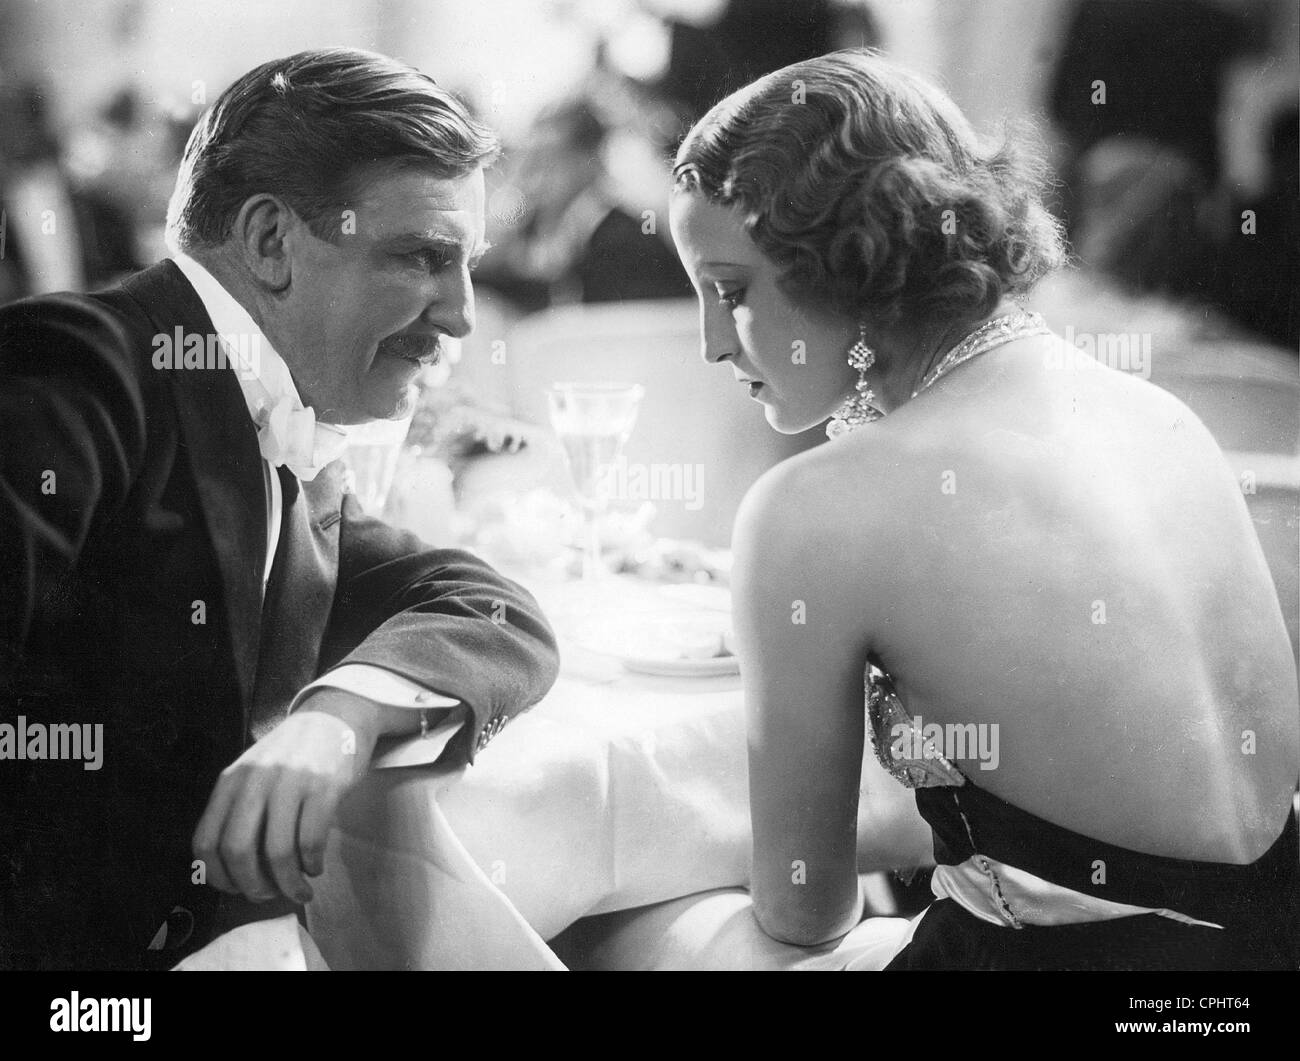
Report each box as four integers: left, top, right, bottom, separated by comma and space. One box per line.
120, 262, 347, 744
120, 261, 267, 718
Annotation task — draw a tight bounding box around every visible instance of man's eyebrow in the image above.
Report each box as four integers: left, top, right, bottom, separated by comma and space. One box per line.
386, 233, 493, 262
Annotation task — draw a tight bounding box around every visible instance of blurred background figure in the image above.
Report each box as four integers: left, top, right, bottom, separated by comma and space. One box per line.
64, 86, 199, 268
474, 0, 881, 314
1070, 138, 1214, 302
1048, 0, 1298, 347
654, 0, 880, 118
474, 90, 694, 311
1048, 0, 1250, 201
1215, 102, 1299, 350
0, 78, 141, 303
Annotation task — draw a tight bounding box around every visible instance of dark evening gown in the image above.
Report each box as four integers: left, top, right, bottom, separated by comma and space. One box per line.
866, 666, 1299, 971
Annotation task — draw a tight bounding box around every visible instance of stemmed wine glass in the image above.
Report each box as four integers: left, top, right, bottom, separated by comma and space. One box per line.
545, 381, 645, 582
344, 413, 413, 515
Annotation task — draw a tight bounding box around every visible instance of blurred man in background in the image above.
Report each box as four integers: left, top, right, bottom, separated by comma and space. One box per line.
0, 78, 141, 304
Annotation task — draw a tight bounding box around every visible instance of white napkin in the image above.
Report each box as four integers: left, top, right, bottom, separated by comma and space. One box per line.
305, 772, 566, 970
171, 913, 330, 971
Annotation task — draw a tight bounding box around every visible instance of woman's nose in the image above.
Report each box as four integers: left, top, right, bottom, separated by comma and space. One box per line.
700, 306, 737, 364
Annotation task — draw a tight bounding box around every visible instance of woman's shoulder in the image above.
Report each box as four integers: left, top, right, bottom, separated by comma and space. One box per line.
733, 434, 905, 583
739, 436, 882, 523
731, 442, 900, 637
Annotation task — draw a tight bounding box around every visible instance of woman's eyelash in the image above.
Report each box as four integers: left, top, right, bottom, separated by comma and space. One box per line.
717, 287, 747, 310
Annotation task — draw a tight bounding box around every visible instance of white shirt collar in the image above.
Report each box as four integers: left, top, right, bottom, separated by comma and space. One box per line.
171, 252, 349, 479
171, 251, 307, 426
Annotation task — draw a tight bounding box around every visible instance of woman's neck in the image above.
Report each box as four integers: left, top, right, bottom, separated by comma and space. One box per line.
871, 300, 1022, 412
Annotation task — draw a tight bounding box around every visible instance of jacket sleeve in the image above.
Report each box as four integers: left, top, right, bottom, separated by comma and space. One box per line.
318, 493, 561, 764
0, 294, 147, 666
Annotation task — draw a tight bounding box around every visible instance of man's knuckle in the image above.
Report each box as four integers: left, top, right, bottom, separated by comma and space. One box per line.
218, 837, 245, 864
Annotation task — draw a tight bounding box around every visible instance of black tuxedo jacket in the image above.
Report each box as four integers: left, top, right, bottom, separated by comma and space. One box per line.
0, 260, 560, 969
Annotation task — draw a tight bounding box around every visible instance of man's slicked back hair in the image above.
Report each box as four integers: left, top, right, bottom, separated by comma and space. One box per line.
167, 47, 499, 250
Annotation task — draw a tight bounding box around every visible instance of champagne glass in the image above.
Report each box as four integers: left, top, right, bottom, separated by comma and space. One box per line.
345, 413, 413, 516
546, 382, 645, 582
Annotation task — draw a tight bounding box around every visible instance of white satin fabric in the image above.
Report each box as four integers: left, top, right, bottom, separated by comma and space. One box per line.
930, 855, 1224, 930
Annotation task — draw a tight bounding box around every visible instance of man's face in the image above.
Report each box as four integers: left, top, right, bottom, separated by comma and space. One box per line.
274, 163, 487, 424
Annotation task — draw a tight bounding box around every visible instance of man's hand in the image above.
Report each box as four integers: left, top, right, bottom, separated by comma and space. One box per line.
192, 691, 384, 905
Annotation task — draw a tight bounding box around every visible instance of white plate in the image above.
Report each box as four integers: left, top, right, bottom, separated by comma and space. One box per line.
619, 653, 740, 678
571, 607, 739, 678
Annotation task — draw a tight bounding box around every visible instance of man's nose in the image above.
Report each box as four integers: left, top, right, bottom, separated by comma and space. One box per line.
424, 271, 475, 339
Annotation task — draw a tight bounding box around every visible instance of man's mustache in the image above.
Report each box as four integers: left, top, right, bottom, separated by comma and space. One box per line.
377, 333, 443, 362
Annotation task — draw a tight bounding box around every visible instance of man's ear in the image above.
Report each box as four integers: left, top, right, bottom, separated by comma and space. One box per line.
231, 193, 298, 292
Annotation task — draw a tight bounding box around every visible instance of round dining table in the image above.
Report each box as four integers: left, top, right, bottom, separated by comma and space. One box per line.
302, 573, 934, 970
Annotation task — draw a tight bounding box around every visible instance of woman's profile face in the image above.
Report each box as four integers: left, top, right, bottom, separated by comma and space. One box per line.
669, 190, 858, 434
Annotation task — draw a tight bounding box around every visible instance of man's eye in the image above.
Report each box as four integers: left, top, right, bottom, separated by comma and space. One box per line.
408, 250, 453, 271
716, 287, 747, 310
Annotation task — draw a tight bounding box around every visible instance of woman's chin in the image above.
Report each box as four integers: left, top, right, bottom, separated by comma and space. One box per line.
762, 402, 821, 436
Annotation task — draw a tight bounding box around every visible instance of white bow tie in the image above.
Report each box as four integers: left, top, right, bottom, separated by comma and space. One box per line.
255, 395, 349, 482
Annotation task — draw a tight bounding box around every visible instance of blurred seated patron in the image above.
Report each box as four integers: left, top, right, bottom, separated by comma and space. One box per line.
474, 95, 693, 311
0, 79, 141, 305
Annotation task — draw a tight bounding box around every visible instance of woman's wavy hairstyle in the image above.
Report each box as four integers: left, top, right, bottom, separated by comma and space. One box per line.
167, 48, 499, 251
673, 50, 1065, 326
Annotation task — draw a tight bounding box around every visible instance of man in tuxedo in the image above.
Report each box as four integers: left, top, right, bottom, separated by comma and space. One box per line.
0, 48, 560, 969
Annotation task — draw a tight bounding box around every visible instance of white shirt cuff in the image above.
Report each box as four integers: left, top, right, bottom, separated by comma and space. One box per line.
291, 664, 465, 770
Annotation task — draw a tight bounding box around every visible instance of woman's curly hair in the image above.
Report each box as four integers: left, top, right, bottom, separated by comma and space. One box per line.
673, 50, 1065, 326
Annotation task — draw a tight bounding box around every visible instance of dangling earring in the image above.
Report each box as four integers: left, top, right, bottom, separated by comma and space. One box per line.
826, 324, 884, 439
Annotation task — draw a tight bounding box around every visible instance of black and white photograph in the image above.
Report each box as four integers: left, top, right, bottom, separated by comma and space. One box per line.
1, 0, 1296, 1009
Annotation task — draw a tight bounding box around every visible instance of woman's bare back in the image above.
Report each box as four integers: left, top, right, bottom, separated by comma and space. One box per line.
808, 335, 1297, 863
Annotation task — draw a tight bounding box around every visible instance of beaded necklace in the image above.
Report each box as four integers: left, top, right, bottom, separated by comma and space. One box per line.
912, 308, 1051, 399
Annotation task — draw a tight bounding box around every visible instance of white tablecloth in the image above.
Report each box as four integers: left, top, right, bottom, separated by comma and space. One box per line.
304, 578, 933, 970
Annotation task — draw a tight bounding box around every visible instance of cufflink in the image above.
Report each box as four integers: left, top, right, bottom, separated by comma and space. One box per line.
146, 906, 195, 952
